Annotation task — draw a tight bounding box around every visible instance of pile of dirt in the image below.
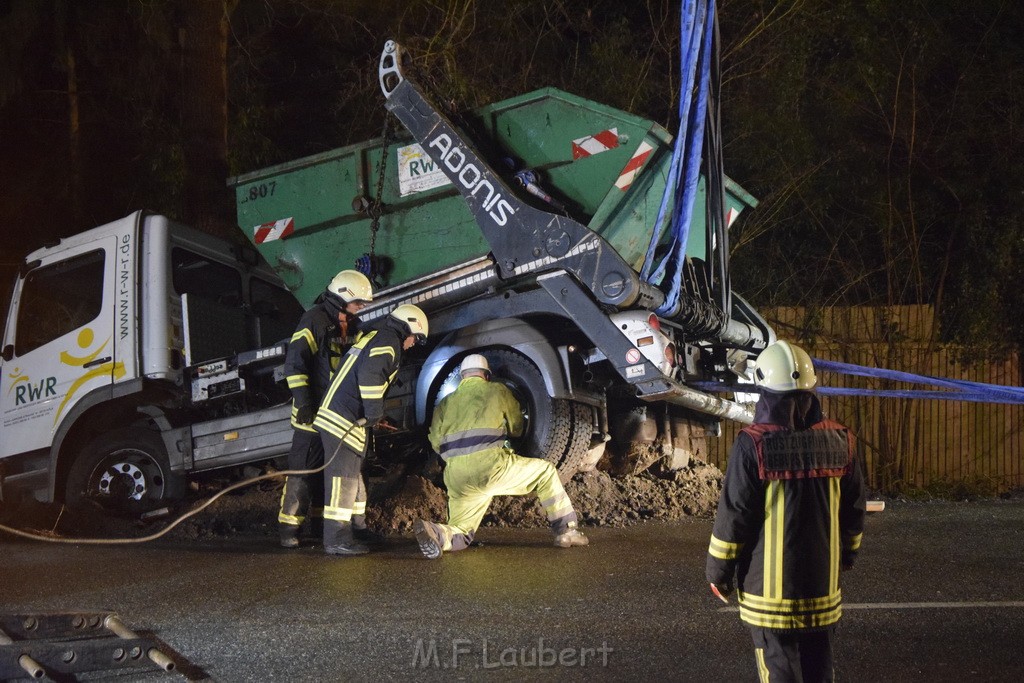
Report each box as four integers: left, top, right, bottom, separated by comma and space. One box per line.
365, 474, 449, 534
484, 460, 724, 528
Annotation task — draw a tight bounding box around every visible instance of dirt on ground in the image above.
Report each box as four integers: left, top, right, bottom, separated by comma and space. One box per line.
0, 457, 726, 542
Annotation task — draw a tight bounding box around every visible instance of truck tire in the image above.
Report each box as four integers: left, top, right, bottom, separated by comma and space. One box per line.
65, 427, 185, 521
478, 350, 592, 481
555, 401, 597, 483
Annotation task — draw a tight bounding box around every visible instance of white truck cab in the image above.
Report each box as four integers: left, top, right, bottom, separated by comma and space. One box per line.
0, 211, 302, 516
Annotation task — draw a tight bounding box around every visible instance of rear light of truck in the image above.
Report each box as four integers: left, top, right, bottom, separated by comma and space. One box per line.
648, 313, 661, 332
665, 344, 677, 367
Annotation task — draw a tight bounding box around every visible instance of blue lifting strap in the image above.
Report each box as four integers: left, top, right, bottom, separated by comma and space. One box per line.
690, 358, 1024, 405
640, 0, 715, 307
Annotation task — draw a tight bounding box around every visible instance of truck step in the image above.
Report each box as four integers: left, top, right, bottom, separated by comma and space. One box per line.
0, 611, 175, 679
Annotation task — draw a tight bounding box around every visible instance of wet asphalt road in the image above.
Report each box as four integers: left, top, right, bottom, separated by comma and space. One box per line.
2, 499, 1023, 682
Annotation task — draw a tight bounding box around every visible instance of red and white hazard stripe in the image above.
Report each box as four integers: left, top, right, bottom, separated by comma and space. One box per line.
572, 127, 620, 159
253, 217, 295, 244
725, 207, 739, 227
615, 141, 654, 192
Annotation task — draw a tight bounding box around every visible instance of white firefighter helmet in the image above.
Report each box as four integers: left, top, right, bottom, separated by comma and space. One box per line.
327, 270, 373, 303
390, 304, 429, 341
460, 353, 490, 376
753, 340, 817, 392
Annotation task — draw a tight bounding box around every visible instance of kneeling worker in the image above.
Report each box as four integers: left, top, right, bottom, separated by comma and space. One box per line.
414, 354, 588, 558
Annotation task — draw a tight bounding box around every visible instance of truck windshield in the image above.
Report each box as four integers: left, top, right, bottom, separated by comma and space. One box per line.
15, 250, 104, 356
250, 278, 302, 346
171, 248, 242, 307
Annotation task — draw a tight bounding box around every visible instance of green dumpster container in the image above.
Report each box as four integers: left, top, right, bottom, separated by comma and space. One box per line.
229, 87, 757, 307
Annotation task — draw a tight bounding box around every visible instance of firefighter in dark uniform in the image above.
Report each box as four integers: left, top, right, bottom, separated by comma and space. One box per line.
278, 270, 373, 549
314, 303, 429, 556
706, 340, 866, 683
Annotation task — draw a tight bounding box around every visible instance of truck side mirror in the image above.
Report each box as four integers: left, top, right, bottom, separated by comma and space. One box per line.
1, 344, 13, 361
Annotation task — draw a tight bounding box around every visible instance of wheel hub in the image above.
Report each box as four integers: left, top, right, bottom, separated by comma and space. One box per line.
98, 462, 148, 501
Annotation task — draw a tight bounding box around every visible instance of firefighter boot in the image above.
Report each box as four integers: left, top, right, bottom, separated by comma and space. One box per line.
324, 523, 369, 556
324, 541, 369, 556
279, 524, 300, 549
414, 519, 444, 559
553, 522, 589, 548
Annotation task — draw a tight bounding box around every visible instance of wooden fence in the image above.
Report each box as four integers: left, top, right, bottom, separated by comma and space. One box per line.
705, 307, 1024, 495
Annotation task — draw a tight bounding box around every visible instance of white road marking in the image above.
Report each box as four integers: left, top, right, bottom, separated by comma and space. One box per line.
844, 602, 1024, 610
718, 601, 1024, 613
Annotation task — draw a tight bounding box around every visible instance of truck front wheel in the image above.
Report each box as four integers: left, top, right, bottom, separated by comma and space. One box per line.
65, 427, 185, 520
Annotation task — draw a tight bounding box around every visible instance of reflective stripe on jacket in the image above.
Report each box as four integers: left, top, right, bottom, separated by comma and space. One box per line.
314, 319, 404, 451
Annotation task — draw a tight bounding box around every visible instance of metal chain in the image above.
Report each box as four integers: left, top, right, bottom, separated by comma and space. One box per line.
368, 114, 393, 262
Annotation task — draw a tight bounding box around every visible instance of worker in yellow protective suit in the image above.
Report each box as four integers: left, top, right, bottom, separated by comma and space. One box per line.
414, 354, 588, 558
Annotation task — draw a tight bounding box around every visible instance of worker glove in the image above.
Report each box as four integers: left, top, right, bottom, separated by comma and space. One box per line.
294, 403, 316, 425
